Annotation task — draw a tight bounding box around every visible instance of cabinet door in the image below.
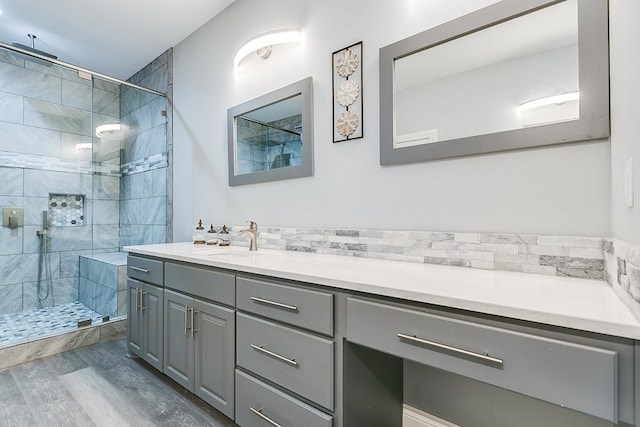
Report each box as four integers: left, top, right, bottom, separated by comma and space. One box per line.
127, 279, 144, 357
193, 299, 235, 419
142, 283, 164, 370
164, 289, 194, 390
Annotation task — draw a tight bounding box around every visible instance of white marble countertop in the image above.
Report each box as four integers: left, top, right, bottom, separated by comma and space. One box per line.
124, 242, 640, 340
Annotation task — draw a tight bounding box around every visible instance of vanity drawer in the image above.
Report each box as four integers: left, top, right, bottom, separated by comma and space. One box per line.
236, 313, 334, 410
164, 262, 235, 306
347, 298, 618, 423
127, 255, 163, 286
235, 369, 332, 427
236, 276, 333, 336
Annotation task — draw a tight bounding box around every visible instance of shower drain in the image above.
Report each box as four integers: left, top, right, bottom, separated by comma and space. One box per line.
77, 318, 92, 328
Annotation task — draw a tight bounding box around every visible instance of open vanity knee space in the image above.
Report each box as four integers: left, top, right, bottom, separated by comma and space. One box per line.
125, 243, 640, 427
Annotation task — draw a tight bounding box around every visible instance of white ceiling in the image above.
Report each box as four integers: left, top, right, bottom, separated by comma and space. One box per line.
0, 0, 236, 80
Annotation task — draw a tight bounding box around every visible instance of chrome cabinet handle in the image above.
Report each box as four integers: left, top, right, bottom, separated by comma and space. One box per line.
130, 266, 150, 273
397, 333, 503, 365
191, 309, 198, 337
184, 305, 189, 336
134, 288, 139, 313
249, 407, 284, 427
250, 296, 298, 312
250, 344, 299, 367
140, 291, 147, 311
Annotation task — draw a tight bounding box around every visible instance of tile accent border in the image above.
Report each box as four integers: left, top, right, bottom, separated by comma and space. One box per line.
0, 150, 121, 176
221, 226, 606, 280
120, 151, 168, 176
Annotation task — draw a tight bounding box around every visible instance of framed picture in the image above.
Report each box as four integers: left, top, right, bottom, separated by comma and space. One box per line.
332, 41, 363, 143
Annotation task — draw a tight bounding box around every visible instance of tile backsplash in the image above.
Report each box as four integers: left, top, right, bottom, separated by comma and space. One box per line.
222, 225, 606, 280
603, 238, 640, 303
214, 225, 640, 308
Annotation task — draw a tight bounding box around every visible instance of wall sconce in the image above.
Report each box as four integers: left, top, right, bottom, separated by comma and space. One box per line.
95, 123, 122, 138
516, 91, 580, 113
234, 29, 301, 73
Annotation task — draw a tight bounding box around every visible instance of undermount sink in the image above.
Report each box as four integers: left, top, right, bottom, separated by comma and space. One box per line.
207, 251, 262, 257
194, 247, 262, 258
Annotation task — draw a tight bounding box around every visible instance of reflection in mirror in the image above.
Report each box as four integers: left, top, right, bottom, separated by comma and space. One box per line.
228, 77, 313, 186
394, 0, 578, 148
235, 95, 302, 175
380, 0, 609, 165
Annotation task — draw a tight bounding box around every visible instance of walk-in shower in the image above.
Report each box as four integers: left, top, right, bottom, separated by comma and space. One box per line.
0, 40, 171, 349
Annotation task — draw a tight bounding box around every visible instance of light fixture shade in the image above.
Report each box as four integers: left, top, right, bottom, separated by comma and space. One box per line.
517, 91, 580, 113
95, 123, 122, 138
234, 29, 301, 72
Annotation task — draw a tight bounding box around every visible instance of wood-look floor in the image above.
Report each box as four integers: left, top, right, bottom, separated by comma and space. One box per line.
0, 337, 238, 427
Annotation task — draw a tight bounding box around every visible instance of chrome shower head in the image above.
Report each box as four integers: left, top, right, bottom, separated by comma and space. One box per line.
9, 34, 57, 67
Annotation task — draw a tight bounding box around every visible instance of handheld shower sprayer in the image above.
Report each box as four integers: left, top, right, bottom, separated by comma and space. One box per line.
36, 210, 53, 304
36, 211, 49, 236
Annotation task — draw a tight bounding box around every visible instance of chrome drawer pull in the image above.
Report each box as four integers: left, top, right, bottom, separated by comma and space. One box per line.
397, 333, 503, 365
249, 407, 284, 427
250, 296, 298, 312
250, 344, 299, 367
130, 266, 150, 273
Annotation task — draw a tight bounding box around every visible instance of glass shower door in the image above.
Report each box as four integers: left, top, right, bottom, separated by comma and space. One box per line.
0, 48, 106, 346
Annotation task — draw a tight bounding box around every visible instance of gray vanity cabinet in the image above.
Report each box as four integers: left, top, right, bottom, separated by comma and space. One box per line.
163, 289, 192, 388
127, 251, 639, 427
346, 297, 636, 426
235, 369, 333, 427
234, 276, 336, 426
163, 263, 236, 420
127, 255, 164, 286
127, 278, 164, 371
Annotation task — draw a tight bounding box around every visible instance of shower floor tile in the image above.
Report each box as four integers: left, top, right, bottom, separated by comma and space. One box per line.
0, 302, 105, 348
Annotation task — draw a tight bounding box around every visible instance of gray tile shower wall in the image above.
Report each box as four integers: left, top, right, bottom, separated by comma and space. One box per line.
119, 48, 172, 249
79, 253, 127, 319
0, 52, 121, 316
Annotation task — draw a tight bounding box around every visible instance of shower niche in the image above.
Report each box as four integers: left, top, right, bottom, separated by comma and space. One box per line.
49, 194, 86, 227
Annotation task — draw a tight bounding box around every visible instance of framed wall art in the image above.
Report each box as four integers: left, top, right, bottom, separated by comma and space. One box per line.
332, 41, 363, 143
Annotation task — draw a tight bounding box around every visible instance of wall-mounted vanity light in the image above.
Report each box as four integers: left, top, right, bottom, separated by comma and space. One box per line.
95, 123, 122, 138
516, 91, 580, 113
234, 29, 301, 73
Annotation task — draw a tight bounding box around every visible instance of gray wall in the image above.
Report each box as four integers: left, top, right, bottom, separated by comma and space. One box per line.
172, 0, 610, 241
610, 0, 640, 245
0, 50, 121, 314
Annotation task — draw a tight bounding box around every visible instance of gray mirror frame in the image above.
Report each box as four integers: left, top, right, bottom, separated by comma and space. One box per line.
380, 0, 609, 165
228, 77, 314, 186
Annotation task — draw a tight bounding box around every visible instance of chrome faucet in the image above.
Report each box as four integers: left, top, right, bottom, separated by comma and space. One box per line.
238, 221, 258, 251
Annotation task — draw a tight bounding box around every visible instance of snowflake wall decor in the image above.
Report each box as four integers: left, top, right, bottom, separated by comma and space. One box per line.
332, 42, 363, 142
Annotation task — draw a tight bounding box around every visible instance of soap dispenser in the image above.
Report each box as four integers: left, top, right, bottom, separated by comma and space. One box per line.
192, 219, 206, 245
206, 224, 218, 245
218, 225, 230, 246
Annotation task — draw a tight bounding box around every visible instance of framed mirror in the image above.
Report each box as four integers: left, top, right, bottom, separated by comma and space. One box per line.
380, 0, 609, 165
228, 77, 313, 185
